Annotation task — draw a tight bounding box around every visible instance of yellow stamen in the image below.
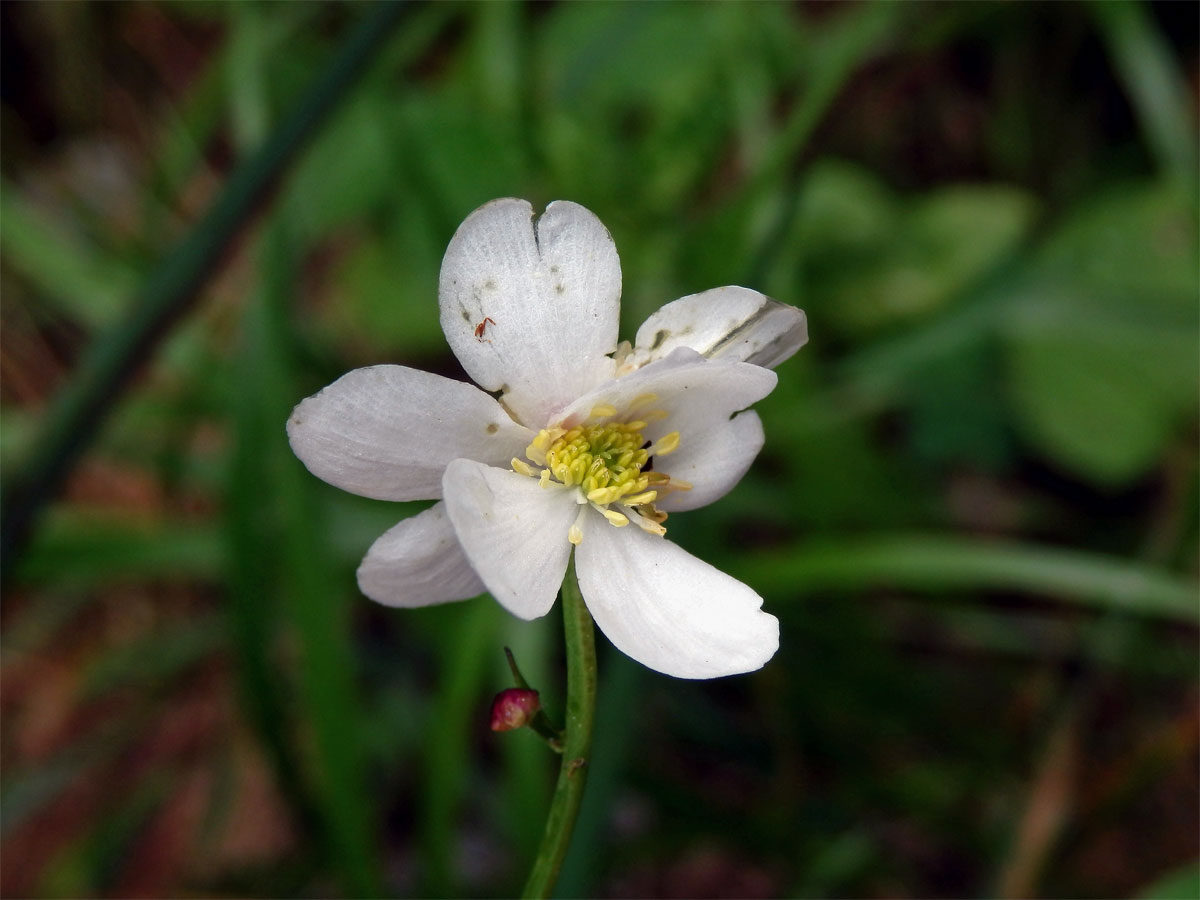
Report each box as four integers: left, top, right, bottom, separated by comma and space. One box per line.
650, 431, 680, 456
596, 507, 629, 527
510, 413, 704, 537
623, 490, 658, 506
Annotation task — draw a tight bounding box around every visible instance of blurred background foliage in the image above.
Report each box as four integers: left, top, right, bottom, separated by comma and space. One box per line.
1, 1, 1197, 897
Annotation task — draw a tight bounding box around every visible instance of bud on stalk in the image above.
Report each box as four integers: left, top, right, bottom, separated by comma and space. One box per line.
490, 688, 541, 732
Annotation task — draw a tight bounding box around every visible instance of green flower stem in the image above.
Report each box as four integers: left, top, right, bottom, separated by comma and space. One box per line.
522, 554, 597, 899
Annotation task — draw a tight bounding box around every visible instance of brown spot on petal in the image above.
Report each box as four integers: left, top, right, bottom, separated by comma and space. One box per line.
486, 423, 499, 434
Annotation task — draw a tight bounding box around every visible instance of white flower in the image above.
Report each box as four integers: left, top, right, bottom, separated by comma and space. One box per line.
287, 199, 807, 679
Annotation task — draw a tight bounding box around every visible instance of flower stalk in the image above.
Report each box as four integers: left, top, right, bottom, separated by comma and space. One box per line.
521, 554, 596, 898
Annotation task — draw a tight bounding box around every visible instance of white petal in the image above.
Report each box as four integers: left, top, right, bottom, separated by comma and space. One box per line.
631, 286, 807, 370
441, 458, 579, 620
657, 410, 764, 512
438, 198, 621, 427
576, 522, 779, 679
356, 503, 485, 607
287, 365, 533, 501
558, 347, 776, 456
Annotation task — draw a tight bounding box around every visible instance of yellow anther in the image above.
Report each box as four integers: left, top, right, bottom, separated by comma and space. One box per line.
586, 486, 617, 504
650, 431, 680, 456
570, 457, 588, 484
510, 413, 700, 537
623, 490, 658, 506
629, 393, 658, 409
597, 507, 629, 527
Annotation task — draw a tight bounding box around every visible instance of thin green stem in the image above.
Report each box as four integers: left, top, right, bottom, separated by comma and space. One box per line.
522, 554, 597, 899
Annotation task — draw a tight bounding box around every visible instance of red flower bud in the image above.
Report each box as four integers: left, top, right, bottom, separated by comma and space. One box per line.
490, 688, 541, 731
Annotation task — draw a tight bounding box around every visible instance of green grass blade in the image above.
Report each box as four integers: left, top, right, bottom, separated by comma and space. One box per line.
231, 217, 383, 896
737, 535, 1198, 623
13, 516, 223, 587
0, 0, 410, 567
1090, 0, 1198, 191
420, 601, 502, 896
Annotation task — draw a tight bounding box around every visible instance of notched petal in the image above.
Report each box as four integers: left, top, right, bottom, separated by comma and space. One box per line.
438, 198, 621, 427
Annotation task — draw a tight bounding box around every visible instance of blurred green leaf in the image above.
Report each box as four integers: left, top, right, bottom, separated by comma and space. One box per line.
1006, 325, 1190, 484
37, 768, 175, 895
219, 11, 384, 889
0, 186, 138, 328
792, 831, 878, 898
283, 91, 398, 240
321, 222, 445, 356
740, 534, 1198, 623
15, 515, 224, 586
1137, 862, 1200, 900
226, 216, 383, 897
81, 615, 224, 700
799, 162, 1038, 334
1004, 182, 1198, 483
1, 714, 141, 840
419, 600, 501, 896
401, 93, 528, 222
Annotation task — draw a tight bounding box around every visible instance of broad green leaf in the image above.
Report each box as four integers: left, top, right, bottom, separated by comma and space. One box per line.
1004, 182, 1198, 484
798, 161, 1038, 334
1006, 317, 1194, 483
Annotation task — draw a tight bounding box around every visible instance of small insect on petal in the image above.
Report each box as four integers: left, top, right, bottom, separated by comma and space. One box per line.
474, 316, 497, 343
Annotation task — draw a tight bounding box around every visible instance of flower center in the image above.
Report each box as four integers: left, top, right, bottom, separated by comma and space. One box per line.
510, 399, 690, 541
543, 422, 652, 500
